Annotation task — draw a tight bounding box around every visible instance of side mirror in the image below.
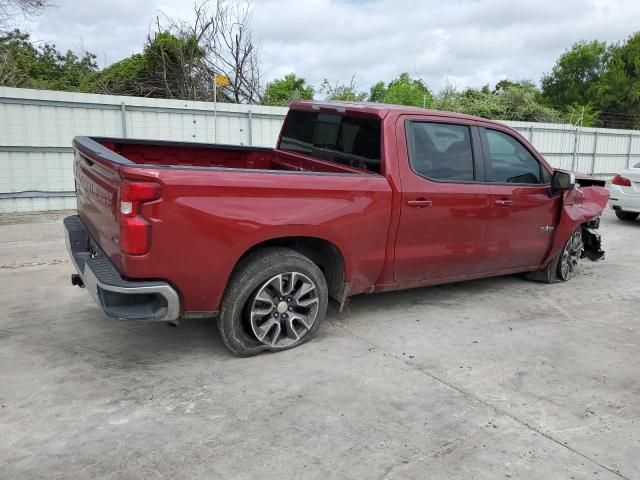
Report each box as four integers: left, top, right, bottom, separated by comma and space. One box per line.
551, 170, 576, 193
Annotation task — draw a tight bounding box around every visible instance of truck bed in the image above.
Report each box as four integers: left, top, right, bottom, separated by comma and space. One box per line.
71, 134, 393, 318
74, 137, 372, 175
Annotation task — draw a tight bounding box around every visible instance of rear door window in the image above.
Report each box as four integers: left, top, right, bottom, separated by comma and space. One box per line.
279, 110, 382, 173
406, 122, 475, 181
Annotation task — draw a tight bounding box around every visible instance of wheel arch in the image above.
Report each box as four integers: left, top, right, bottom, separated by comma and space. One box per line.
233, 236, 348, 304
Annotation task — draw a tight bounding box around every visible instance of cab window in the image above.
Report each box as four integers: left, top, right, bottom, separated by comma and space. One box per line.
279, 110, 382, 174
482, 129, 544, 184
406, 122, 475, 181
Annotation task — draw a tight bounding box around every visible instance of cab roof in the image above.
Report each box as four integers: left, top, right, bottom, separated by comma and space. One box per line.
289, 100, 496, 124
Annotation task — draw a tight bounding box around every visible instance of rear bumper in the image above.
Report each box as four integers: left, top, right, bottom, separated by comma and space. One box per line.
64, 215, 180, 321
608, 185, 640, 213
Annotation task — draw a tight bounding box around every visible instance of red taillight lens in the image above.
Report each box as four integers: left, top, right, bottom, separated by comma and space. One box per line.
121, 181, 161, 203
120, 216, 151, 255
612, 174, 632, 187
119, 181, 161, 255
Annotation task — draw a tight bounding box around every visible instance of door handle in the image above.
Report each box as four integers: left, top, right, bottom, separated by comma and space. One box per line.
494, 199, 513, 207
407, 198, 432, 208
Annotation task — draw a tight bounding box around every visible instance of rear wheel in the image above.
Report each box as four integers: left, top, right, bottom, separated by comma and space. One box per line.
615, 209, 639, 221
217, 247, 328, 356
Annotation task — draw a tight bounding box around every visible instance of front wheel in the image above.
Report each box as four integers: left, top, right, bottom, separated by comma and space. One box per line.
525, 229, 584, 283
217, 247, 328, 357
557, 230, 583, 281
615, 209, 639, 221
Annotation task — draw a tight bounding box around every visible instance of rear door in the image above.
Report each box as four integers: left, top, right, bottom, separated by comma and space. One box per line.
393, 116, 491, 282
475, 125, 560, 271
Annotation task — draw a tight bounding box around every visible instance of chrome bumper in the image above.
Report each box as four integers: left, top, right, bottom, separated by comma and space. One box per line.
64, 215, 180, 321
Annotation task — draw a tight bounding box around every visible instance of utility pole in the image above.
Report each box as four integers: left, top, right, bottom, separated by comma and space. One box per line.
214, 82, 217, 143
213, 74, 230, 144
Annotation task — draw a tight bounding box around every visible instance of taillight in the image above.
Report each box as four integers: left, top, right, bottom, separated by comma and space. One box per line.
119, 181, 161, 255
612, 174, 632, 187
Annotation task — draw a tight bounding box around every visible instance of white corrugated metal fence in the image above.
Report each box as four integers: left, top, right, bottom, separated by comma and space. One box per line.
1, 86, 639, 213
0, 87, 286, 212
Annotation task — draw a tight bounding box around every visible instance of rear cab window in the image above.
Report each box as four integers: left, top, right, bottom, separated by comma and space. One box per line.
279, 110, 382, 174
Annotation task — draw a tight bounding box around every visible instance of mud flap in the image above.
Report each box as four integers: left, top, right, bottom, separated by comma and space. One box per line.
338, 283, 351, 313
524, 254, 562, 283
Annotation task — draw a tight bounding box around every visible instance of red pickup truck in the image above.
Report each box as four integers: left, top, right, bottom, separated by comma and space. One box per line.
65, 101, 609, 356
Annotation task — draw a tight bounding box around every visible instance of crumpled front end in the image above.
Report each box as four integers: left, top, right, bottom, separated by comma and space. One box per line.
551, 184, 609, 263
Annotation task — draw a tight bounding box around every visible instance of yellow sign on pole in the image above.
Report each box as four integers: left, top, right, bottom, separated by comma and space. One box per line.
214, 75, 230, 87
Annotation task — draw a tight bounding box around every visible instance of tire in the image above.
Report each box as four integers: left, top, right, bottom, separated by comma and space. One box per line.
525, 229, 583, 283
615, 209, 639, 221
217, 247, 328, 357
556, 230, 583, 281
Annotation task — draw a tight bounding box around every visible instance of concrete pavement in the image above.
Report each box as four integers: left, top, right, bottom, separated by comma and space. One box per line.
0, 209, 638, 479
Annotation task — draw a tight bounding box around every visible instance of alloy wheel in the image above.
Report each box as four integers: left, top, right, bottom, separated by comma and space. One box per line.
249, 272, 320, 347
558, 231, 583, 281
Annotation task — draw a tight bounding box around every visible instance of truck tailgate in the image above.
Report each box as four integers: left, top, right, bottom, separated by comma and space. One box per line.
73, 139, 124, 266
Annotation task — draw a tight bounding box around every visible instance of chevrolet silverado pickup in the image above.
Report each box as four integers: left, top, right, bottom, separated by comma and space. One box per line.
65, 101, 609, 356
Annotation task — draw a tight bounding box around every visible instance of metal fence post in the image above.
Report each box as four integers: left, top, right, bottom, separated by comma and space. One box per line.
591, 130, 598, 174
120, 102, 127, 138
627, 133, 634, 168
247, 110, 253, 146
571, 127, 579, 171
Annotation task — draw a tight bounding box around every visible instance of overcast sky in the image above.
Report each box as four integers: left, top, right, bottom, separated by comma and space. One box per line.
16, 0, 640, 94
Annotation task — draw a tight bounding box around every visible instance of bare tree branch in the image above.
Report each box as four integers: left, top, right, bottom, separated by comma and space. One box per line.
94, 0, 262, 103
1, 0, 51, 32
163, 0, 264, 103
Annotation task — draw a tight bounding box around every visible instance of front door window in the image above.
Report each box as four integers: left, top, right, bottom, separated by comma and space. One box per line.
482, 129, 545, 184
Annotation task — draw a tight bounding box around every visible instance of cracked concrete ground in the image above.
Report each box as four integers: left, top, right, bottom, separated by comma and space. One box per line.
0, 208, 638, 479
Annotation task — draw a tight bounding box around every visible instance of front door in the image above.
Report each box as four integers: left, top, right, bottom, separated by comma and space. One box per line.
393, 117, 492, 283
476, 125, 560, 272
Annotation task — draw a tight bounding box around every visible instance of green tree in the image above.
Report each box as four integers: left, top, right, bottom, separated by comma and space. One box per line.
320, 77, 366, 101
598, 32, 640, 128
540, 33, 640, 128
432, 80, 560, 122
368, 73, 432, 107
368, 81, 386, 103
541, 41, 609, 124
0, 29, 97, 90
97, 54, 149, 96
494, 79, 524, 93
263, 73, 313, 105
96, 0, 264, 103
97, 31, 210, 99
498, 82, 560, 122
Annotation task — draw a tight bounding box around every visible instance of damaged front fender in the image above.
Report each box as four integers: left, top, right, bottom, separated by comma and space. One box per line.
548, 185, 609, 264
